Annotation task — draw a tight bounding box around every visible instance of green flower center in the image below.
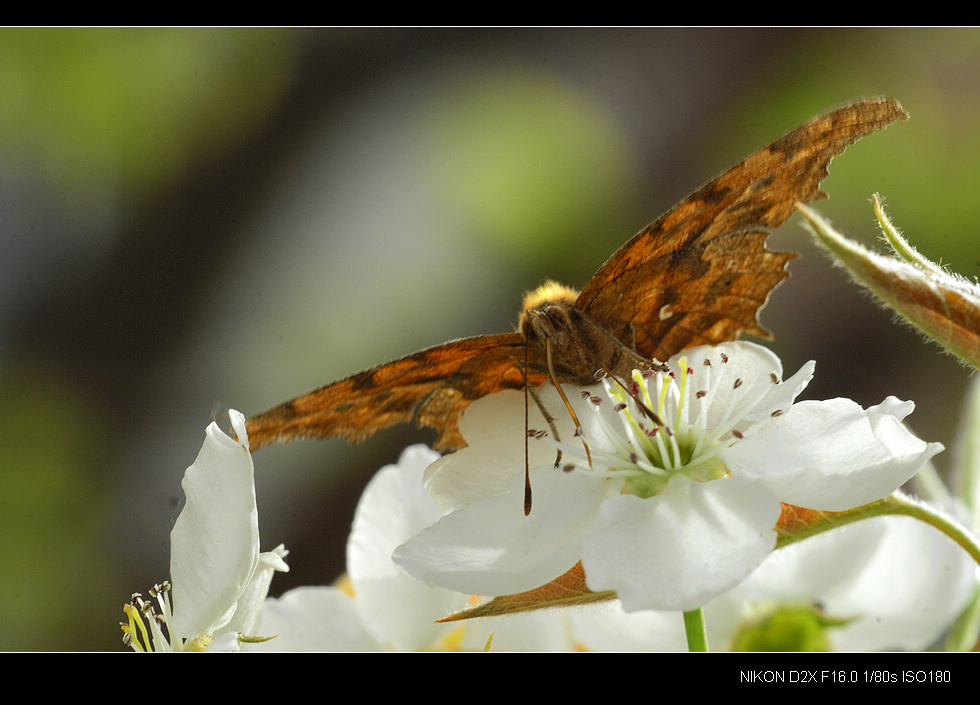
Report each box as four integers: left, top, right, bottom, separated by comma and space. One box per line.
576, 358, 747, 499
731, 603, 852, 652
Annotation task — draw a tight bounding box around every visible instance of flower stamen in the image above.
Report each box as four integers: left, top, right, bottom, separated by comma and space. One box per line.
121, 581, 178, 652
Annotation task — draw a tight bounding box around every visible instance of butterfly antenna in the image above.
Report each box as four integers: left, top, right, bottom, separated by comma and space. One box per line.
545, 337, 593, 469
523, 340, 533, 516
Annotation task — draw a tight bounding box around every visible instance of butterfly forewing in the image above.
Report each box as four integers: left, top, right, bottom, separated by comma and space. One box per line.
246, 333, 539, 451
576, 98, 909, 363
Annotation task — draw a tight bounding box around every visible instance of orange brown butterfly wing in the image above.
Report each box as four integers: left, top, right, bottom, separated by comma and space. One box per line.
576, 98, 909, 363
246, 99, 908, 455
246, 333, 544, 451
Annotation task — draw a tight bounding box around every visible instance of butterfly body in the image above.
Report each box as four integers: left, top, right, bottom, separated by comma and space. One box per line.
246, 99, 909, 453
519, 280, 652, 385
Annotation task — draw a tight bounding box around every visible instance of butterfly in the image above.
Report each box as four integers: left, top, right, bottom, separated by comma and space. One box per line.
246, 98, 908, 464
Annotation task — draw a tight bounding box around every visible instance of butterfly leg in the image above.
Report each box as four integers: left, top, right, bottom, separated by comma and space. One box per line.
519, 347, 581, 515
526, 382, 565, 468
544, 337, 593, 470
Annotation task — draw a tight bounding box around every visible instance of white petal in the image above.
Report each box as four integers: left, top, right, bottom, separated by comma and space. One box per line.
170, 410, 260, 640
730, 516, 977, 651
741, 520, 888, 602
348, 445, 473, 649
207, 632, 244, 652
582, 475, 781, 612
221, 545, 289, 637
674, 342, 810, 427
741, 360, 815, 423
424, 390, 575, 512
827, 516, 976, 650
395, 466, 618, 597
559, 601, 690, 651
727, 398, 943, 510
250, 586, 383, 651
348, 446, 443, 584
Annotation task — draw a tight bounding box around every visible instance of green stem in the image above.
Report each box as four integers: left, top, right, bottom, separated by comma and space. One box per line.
683, 607, 708, 652
777, 492, 980, 568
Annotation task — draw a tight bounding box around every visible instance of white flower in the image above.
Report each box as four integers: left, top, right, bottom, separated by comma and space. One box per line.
248, 445, 682, 651
393, 341, 943, 613
709, 514, 978, 651
579, 511, 975, 652
121, 410, 288, 652
249, 445, 486, 651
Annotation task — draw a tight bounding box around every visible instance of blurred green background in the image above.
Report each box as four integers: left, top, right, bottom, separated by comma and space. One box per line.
1, 27, 978, 650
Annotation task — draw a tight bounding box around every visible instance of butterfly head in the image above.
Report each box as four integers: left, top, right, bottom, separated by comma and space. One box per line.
520, 280, 580, 312
518, 280, 581, 342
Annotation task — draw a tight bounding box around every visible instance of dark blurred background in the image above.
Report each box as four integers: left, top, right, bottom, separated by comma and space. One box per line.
1, 28, 978, 650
